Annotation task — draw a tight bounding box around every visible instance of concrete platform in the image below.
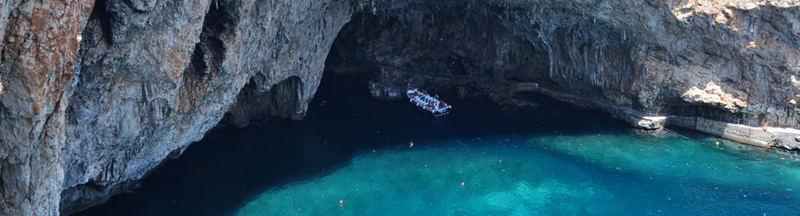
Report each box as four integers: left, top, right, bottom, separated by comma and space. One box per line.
513, 82, 800, 151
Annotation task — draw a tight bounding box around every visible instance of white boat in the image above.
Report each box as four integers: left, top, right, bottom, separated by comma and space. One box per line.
406, 88, 452, 116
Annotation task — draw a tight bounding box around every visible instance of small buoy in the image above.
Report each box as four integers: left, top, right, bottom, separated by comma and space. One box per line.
762, 124, 768, 131
781, 157, 786, 160
461, 182, 465, 186
409, 141, 414, 147
339, 200, 343, 205
715, 142, 719, 146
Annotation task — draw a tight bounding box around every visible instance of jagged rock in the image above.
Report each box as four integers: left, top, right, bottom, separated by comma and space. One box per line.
681, 82, 748, 111
0, 0, 798, 215
59, 0, 351, 214
0, 1, 95, 215
331, 0, 800, 130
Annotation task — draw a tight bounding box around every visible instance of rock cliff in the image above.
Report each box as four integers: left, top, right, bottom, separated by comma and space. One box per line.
333, 0, 800, 128
0, 0, 94, 215
0, 0, 798, 215
329, 0, 800, 145
61, 0, 351, 214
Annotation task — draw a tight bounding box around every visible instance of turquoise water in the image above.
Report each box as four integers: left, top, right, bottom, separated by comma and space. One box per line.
77, 74, 800, 216
234, 134, 800, 216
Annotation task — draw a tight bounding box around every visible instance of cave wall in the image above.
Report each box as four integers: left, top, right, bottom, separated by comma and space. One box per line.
223, 75, 303, 128
0, 1, 94, 215
0, 0, 798, 215
495, 0, 800, 130
330, 11, 549, 95
59, 0, 352, 214
333, 0, 800, 131
1, 0, 353, 215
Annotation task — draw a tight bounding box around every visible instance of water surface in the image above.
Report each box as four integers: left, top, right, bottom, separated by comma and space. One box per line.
77, 74, 800, 216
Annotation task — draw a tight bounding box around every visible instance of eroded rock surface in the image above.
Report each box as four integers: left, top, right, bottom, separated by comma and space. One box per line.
0, 0, 798, 215
682, 82, 748, 111
60, 0, 351, 214
332, 0, 800, 131
0, 1, 94, 215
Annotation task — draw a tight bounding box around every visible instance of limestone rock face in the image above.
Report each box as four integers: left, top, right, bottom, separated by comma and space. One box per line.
0, 1, 94, 215
0, 0, 798, 215
332, 0, 800, 130
0, 0, 351, 215
681, 82, 748, 111
59, 0, 351, 214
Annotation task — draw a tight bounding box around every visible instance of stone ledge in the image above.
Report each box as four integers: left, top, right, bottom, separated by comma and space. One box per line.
514, 82, 800, 150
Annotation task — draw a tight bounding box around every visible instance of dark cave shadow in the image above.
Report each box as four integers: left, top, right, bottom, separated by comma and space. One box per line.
74, 65, 638, 216
72, 2, 800, 215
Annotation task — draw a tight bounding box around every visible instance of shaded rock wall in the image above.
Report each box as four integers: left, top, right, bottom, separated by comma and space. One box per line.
222, 75, 303, 128
0, 0, 798, 215
59, 0, 352, 214
332, 0, 800, 133
1, 0, 352, 215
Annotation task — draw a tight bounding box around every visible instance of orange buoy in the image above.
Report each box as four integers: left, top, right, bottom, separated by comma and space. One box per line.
781, 157, 786, 160
339, 200, 343, 205
461, 182, 465, 186
762, 124, 768, 131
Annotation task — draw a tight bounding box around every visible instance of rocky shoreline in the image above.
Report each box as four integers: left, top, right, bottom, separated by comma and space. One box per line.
521, 82, 800, 150
0, 0, 799, 215
358, 72, 800, 150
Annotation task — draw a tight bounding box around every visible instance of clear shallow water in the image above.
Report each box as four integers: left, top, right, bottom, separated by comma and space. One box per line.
234, 134, 800, 216
77, 74, 800, 216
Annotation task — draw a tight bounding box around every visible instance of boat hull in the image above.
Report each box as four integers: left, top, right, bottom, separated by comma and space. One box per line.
406, 88, 452, 117
414, 105, 450, 117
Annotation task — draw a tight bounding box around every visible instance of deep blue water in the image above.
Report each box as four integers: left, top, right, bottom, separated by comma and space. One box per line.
76, 74, 800, 216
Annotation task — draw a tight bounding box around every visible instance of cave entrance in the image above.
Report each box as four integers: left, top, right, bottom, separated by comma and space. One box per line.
223, 75, 304, 127
321, 11, 550, 105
